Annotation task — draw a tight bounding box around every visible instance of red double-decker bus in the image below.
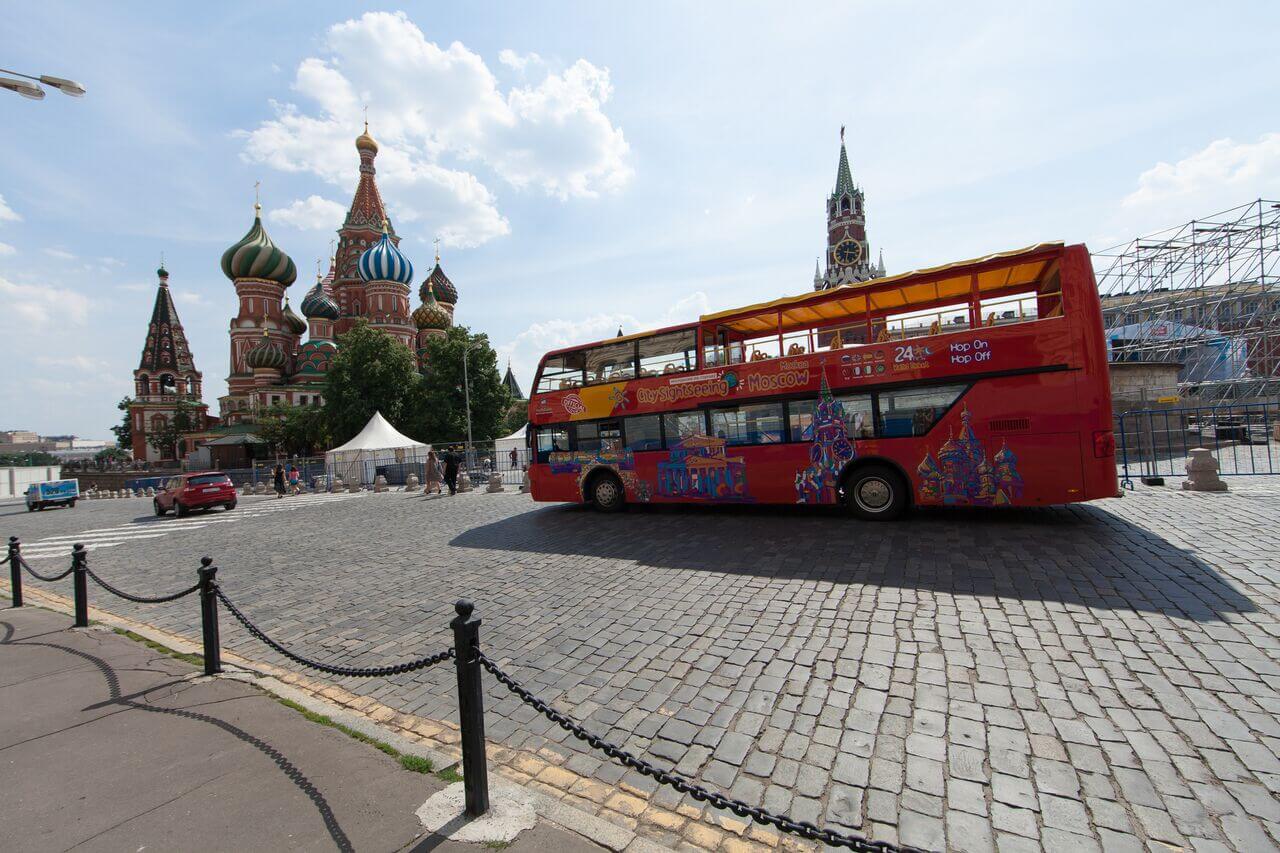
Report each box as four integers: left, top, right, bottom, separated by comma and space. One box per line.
526, 242, 1117, 519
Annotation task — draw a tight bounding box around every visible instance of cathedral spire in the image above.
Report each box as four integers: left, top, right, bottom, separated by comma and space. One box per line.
138, 266, 196, 374
834, 132, 855, 197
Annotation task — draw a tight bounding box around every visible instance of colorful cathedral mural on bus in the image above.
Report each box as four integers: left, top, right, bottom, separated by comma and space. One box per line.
795, 374, 857, 504
916, 404, 1023, 506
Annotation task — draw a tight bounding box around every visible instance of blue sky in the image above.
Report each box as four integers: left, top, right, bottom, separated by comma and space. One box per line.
3, 2, 1278, 438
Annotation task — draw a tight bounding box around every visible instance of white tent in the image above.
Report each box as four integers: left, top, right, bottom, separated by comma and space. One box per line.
325, 411, 429, 486
494, 423, 528, 470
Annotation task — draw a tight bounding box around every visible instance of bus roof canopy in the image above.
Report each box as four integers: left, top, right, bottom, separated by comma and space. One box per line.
701, 241, 1065, 336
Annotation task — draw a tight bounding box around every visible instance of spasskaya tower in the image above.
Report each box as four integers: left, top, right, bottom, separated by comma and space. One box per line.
814, 128, 885, 291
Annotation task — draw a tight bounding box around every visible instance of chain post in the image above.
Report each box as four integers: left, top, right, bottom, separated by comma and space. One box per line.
72, 544, 88, 627
8, 536, 22, 608
450, 599, 490, 817
197, 557, 221, 675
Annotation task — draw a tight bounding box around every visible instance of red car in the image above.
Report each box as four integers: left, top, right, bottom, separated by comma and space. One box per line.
154, 472, 237, 517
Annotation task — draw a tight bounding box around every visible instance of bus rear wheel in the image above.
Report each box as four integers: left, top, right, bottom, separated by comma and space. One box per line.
844, 464, 908, 521
588, 472, 625, 513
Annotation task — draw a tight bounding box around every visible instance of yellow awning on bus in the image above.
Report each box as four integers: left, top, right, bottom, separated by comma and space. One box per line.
701, 242, 1064, 334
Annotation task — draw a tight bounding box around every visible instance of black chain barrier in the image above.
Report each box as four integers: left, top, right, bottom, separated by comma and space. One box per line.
478, 651, 922, 853
85, 567, 201, 604
215, 588, 455, 678
18, 555, 76, 583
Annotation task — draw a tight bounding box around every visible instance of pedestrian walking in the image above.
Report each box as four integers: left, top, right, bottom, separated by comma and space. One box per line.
443, 446, 460, 496
424, 450, 444, 495
509, 446, 519, 470
272, 463, 286, 498
287, 464, 301, 495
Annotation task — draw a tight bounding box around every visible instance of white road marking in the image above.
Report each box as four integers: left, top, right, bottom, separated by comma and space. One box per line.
19, 493, 366, 560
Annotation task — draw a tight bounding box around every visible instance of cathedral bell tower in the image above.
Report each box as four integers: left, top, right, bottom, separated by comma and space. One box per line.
816, 127, 883, 290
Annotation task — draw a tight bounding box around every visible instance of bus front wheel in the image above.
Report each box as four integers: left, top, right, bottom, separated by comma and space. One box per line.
587, 472, 625, 513
843, 464, 908, 521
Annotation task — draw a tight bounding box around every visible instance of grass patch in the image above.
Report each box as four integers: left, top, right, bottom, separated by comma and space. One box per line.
436, 765, 464, 783
484, 842, 511, 850
113, 628, 204, 668
400, 754, 433, 774
276, 698, 431, 772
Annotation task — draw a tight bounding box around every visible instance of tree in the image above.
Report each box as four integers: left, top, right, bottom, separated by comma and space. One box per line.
111, 397, 133, 449
94, 446, 130, 464
0, 451, 59, 466
410, 325, 511, 443
323, 321, 421, 444
147, 398, 199, 461
258, 403, 332, 457
501, 400, 528, 436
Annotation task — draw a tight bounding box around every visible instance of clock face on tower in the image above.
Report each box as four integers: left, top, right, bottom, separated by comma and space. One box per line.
834, 239, 862, 265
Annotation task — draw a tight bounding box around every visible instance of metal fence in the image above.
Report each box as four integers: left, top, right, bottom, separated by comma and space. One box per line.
217, 446, 533, 491
1116, 401, 1279, 487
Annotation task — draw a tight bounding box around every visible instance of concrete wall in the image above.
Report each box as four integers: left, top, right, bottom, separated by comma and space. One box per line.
1, 466, 62, 501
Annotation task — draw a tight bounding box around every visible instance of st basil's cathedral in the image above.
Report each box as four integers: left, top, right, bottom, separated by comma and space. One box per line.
130, 124, 462, 466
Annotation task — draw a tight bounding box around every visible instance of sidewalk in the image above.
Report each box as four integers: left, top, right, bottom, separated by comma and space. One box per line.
0, 606, 608, 853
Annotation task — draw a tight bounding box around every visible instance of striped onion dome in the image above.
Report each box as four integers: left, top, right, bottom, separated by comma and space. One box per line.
296, 339, 337, 375
358, 222, 414, 284
300, 277, 340, 320
281, 297, 308, 335
420, 262, 457, 305
245, 331, 286, 370
221, 205, 297, 286
412, 282, 452, 331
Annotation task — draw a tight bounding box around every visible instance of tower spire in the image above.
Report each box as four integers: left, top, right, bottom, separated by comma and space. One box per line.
834, 133, 855, 196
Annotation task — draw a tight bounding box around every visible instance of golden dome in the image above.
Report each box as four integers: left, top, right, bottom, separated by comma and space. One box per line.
355, 121, 379, 154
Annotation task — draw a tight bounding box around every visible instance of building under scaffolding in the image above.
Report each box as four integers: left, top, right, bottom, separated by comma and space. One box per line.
1093, 198, 1280, 402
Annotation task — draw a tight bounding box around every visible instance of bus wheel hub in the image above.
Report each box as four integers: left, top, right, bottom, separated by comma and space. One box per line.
858, 479, 890, 509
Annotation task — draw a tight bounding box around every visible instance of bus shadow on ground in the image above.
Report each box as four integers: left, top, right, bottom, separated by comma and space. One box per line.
450, 501, 1258, 621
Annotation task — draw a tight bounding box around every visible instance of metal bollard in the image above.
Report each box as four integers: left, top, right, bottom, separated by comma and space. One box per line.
451, 599, 490, 817
8, 536, 22, 608
197, 557, 222, 675
72, 544, 88, 628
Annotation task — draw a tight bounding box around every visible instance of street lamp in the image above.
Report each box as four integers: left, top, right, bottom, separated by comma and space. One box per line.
0, 67, 86, 100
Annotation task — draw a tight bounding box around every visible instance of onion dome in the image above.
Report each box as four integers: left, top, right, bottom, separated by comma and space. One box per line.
420, 262, 457, 306
358, 221, 414, 284
917, 451, 941, 479
281, 297, 308, 335
994, 439, 1017, 466
221, 205, 297, 286
355, 122, 378, 154
296, 339, 337, 375
412, 283, 452, 331
245, 330, 286, 371
301, 276, 340, 320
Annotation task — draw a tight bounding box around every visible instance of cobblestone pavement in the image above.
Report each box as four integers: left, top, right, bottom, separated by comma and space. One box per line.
5, 482, 1280, 853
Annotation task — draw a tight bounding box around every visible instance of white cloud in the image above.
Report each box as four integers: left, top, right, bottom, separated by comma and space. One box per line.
0, 242, 14, 256
1122, 133, 1280, 212
175, 291, 206, 305
268, 195, 348, 230
35, 354, 112, 373
0, 193, 19, 223
43, 247, 77, 261
0, 275, 91, 328
238, 11, 630, 246
499, 49, 544, 73
115, 282, 151, 292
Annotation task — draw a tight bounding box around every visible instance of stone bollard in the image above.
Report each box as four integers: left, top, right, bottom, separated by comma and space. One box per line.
486, 472, 504, 493
520, 468, 531, 494
331, 476, 343, 492
457, 471, 473, 493
1182, 447, 1228, 492
348, 480, 361, 493
374, 474, 389, 493
145, 487, 155, 497
135, 489, 144, 498
241, 483, 252, 496
404, 472, 420, 492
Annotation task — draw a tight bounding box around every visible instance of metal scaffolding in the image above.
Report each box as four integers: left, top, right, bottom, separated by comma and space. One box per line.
1093, 198, 1280, 402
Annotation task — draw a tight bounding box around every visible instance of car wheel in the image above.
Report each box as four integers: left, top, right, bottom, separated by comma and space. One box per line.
844, 464, 909, 521
589, 473, 625, 513
154, 500, 166, 516
225, 502, 237, 511
27, 503, 36, 512
69, 499, 76, 508
176, 501, 189, 518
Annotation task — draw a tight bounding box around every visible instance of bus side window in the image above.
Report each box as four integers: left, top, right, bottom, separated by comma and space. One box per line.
536, 426, 569, 462
877, 384, 967, 437
662, 411, 706, 448
624, 415, 662, 451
